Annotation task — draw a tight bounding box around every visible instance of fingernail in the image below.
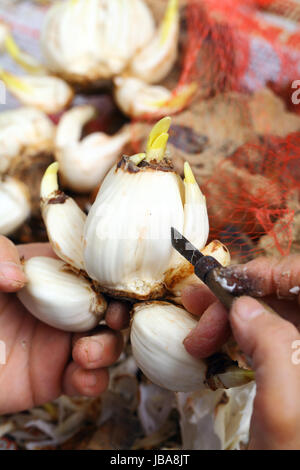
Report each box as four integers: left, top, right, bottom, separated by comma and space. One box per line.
233, 297, 264, 322
87, 340, 104, 363
84, 372, 98, 388
0, 262, 26, 286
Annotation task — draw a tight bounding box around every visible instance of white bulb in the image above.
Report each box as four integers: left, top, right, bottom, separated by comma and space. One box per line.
18, 257, 107, 332
0, 107, 54, 174
131, 302, 253, 392
0, 177, 30, 236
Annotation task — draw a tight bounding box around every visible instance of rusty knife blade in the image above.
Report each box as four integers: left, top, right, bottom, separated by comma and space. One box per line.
171, 227, 204, 266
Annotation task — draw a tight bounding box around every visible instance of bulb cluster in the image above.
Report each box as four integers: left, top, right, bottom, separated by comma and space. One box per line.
17, 117, 253, 393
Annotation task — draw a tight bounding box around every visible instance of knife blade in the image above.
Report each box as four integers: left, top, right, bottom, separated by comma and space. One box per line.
171, 227, 277, 314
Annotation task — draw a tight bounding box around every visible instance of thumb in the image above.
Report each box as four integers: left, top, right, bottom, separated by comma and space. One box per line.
230, 297, 300, 449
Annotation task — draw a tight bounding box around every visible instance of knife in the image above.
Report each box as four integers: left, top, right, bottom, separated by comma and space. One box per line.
171, 227, 276, 313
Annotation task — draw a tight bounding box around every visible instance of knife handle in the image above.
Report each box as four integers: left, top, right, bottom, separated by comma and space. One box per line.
194, 257, 277, 315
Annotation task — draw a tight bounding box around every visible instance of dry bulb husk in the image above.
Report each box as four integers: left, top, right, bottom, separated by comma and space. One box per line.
17, 117, 254, 392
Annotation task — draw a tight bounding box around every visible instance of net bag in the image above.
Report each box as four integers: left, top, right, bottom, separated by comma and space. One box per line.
170, 0, 300, 260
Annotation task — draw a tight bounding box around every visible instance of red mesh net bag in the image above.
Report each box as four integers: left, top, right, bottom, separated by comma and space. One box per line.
166, 0, 300, 261
204, 133, 300, 260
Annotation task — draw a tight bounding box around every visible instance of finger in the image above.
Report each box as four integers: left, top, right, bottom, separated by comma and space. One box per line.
17, 242, 57, 261
105, 300, 131, 330
0, 235, 27, 292
184, 301, 230, 358
62, 362, 109, 397
72, 327, 123, 369
181, 284, 217, 317
217, 255, 300, 301
230, 296, 300, 449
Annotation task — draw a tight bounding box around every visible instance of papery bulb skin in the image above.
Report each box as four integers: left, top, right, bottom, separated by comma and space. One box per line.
0, 21, 9, 50
41, 0, 155, 83
40, 118, 213, 303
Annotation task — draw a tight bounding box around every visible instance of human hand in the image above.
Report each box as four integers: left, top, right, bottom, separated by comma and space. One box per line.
0, 236, 130, 415
182, 256, 300, 450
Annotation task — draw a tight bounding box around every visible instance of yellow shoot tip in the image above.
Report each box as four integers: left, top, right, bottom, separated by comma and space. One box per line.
129, 153, 146, 166
161, 0, 179, 45
146, 116, 171, 153
0, 69, 32, 94
41, 162, 59, 200
5, 34, 44, 74
184, 162, 196, 184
